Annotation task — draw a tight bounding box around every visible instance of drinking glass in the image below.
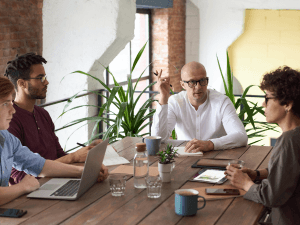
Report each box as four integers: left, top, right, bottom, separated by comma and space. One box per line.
109, 174, 127, 197
228, 159, 245, 169
145, 176, 162, 198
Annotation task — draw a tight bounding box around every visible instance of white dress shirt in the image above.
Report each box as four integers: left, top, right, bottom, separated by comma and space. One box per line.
151, 89, 248, 150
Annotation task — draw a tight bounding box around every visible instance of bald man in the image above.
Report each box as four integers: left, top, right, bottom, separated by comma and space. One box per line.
151, 61, 247, 152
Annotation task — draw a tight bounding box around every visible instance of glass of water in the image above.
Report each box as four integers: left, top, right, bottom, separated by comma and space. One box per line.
145, 176, 162, 198
109, 174, 127, 197
228, 159, 245, 169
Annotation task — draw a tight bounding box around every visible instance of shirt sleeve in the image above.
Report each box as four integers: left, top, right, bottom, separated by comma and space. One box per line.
9, 133, 46, 177
244, 140, 300, 207
151, 102, 177, 141
209, 98, 248, 150
47, 111, 67, 158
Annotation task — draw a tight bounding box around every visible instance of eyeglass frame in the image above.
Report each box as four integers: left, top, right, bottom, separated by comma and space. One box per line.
23, 75, 47, 83
264, 95, 276, 105
182, 77, 209, 88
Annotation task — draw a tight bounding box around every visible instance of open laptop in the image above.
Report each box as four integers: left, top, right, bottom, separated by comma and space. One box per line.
27, 138, 109, 200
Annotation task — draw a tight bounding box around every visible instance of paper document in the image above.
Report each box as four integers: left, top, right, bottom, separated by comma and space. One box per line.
163, 140, 186, 147
175, 147, 203, 156
103, 145, 130, 166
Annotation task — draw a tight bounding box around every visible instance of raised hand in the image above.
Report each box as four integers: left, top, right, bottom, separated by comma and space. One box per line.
156, 69, 171, 105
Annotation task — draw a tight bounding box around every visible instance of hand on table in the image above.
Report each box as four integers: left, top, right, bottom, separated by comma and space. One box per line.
20, 175, 40, 193
73, 146, 93, 163
157, 69, 171, 105
225, 165, 254, 191
89, 139, 103, 147
184, 138, 214, 152
97, 164, 109, 182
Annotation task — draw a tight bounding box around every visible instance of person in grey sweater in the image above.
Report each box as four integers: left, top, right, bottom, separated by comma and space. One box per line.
225, 66, 300, 225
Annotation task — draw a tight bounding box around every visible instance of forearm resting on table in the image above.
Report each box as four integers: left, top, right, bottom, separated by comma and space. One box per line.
257, 168, 268, 180
38, 160, 83, 178
0, 184, 31, 206
55, 153, 76, 164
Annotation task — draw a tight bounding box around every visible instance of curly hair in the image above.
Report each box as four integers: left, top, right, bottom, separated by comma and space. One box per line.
260, 66, 300, 118
0, 77, 15, 99
3, 53, 47, 91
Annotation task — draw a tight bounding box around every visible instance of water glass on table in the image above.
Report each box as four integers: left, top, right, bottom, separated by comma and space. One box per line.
109, 174, 127, 197
228, 159, 245, 169
145, 176, 162, 198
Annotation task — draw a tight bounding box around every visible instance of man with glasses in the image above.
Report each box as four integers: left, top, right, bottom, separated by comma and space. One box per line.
151, 61, 247, 152
4, 53, 106, 185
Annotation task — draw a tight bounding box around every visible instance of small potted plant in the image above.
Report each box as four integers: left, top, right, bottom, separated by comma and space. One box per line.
156, 144, 178, 182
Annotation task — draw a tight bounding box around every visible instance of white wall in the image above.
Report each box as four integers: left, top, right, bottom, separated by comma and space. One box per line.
43, 0, 136, 150
186, 0, 199, 64
187, 0, 300, 92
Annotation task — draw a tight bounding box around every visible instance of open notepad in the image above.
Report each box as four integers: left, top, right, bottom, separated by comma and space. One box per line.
175, 146, 203, 156
103, 145, 130, 166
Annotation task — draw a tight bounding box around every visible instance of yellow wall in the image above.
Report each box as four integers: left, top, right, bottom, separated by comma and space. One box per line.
228, 9, 300, 146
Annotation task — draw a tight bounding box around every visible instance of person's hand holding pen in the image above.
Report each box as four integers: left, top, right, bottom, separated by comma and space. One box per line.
155, 69, 172, 105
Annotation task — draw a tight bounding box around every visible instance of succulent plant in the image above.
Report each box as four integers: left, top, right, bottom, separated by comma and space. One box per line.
156, 144, 178, 164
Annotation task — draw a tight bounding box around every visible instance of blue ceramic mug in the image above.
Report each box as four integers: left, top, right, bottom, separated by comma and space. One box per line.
142, 136, 161, 156
175, 189, 206, 216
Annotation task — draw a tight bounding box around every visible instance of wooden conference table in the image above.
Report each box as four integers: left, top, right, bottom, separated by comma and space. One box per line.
0, 137, 272, 225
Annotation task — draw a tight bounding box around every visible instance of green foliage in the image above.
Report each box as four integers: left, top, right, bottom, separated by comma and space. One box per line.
58, 42, 157, 150
217, 52, 278, 145
156, 144, 178, 164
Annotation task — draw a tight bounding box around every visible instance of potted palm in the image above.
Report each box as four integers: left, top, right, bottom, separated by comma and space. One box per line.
156, 144, 178, 182
57, 42, 157, 151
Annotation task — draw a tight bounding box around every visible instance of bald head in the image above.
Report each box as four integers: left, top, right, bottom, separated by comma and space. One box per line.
181, 61, 206, 80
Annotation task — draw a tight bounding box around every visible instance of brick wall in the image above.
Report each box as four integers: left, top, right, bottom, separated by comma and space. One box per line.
0, 0, 43, 76
151, 0, 186, 93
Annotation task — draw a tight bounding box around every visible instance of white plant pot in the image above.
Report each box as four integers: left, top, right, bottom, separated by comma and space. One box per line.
158, 162, 175, 182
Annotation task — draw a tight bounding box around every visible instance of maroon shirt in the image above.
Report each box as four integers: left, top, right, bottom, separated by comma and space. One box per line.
8, 103, 67, 184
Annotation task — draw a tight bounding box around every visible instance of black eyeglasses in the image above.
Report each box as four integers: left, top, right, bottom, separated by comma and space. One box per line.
183, 77, 209, 88
24, 75, 47, 83
264, 95, 276, 105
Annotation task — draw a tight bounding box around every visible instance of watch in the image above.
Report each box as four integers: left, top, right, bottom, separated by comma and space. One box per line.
255, 170, 260, 181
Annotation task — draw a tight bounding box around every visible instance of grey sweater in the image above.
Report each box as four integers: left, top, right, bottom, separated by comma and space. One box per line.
244, 126, 300, 225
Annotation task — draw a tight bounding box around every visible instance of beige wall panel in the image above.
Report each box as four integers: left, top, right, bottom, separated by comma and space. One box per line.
266, 16, 300, 31
242, 30, 280, 44
280, 31, 300, 44
268, 44, 300, 58
245, 10, 266, 30
284, 58, 300, 70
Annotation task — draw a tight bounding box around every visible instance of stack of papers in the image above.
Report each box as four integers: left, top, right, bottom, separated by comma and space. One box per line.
175, 147, 203, 156
103, 145, 130, 166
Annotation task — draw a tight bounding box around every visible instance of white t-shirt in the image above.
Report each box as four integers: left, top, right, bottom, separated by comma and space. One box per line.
151, 89, 248, 150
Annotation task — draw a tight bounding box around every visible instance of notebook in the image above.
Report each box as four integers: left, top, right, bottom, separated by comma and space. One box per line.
27, 139, 108, 200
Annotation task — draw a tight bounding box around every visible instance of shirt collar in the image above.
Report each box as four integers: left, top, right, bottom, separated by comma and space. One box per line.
185, 90, 209, 111
0, 132, 5, 148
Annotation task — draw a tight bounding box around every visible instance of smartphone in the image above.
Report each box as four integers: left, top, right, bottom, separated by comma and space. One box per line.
0, 208, 27, 218
205, 188, 240, 195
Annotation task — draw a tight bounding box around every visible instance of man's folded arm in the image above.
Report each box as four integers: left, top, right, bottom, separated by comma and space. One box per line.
210, 98, 248, 150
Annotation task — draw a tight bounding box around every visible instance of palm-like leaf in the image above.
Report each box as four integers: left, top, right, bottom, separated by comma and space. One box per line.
58, 42, 156, 146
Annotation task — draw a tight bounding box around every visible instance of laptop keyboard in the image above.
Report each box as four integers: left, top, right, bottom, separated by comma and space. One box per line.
50, 180, 80, 197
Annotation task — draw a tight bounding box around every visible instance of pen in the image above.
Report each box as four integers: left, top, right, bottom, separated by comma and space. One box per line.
77, 142, 86, 147
153, 72, 173, 87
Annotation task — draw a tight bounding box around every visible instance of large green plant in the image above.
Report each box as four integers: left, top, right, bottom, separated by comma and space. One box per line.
217, 52, 278, 145
57, 42, 157, 149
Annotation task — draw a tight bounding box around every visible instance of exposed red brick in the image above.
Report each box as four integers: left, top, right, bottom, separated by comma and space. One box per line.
151, 0, 186, 93
0, 0, 42, 75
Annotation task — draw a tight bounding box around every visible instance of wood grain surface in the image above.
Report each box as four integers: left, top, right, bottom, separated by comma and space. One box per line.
0, 137, 272, 225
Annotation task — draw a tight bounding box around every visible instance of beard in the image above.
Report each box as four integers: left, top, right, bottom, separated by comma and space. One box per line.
28, 83, 46, 99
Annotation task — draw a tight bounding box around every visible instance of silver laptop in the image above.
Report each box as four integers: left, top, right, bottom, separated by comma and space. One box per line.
27, 139, 108, 200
